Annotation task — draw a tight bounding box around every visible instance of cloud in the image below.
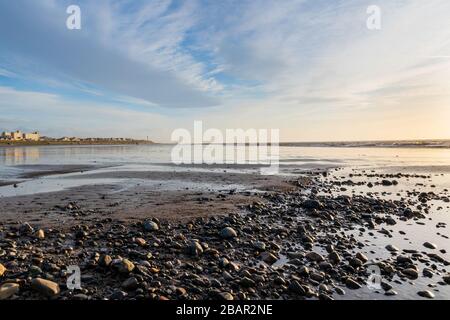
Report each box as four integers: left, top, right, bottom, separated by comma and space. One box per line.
0, 0, 219, 108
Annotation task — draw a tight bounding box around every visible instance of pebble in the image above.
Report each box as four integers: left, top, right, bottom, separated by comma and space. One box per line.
423, 242, 437, 250
186, 240, 203, 256
0, 283, 20, 300
402, 268, 419, 280
386, 244, 399, 252
143, 221, 159, 232
0, 263, 5, 277
31, 278, 60, 297
220, 227, 238, 239
305, 251, 325, 262
114, 259, 135, 274
345, 278, 362, 290
417, 290, 435, 299
260, 252, 278, 264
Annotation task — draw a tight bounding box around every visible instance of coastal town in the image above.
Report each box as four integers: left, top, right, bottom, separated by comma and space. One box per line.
0, 130, 152, 145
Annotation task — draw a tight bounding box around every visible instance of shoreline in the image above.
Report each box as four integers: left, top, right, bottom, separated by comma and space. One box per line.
0, 167, 449, 300
0, 141, 156, 147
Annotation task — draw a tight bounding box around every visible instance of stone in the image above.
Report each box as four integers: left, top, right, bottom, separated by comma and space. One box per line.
289, 280, 306, 295
443, 275, 450, 284
418, 290, 435, 299
114, 259, 135, 274
0, 283, 20, 300
355, 252, 368, 263
302, 199, 322, 210
122, 277, 139, 291
345, 278, 362, 290
328, 251, 341, 264
135, 238, 146, 247
99, 254, 112, 267
260, 252, 278, 264
143, 220, 159, 232
402, 268, 419, 279
220, 227, 237, 239
306, 251, 325, 262
239, 277, 255, 288
386, 244, 399, 252
0, 263, 6, 277
186, 240, 203, 256
219, 292, 234, 300
20, 222, 34, 234
31, 278, 60, 297
423, 268, 434, 278
253, 241, 266, 251
423, 242, 437, 250
36, 229, 45, 240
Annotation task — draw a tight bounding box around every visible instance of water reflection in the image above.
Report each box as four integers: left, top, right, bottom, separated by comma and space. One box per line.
0, 147, 40, 165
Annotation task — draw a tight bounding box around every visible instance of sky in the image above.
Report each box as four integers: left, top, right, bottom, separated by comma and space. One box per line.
0, 0, 450, 142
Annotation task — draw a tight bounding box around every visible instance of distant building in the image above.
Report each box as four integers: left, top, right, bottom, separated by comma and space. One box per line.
0, 130, 40, 141
23, 131, 40, 141
11, 130, 23, 141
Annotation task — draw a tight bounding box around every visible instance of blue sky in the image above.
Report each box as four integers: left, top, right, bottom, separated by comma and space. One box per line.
1, 0, 450, 141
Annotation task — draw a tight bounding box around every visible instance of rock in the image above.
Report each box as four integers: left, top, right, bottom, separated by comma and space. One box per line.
219, 292, 234, 300
0, 263, 5, 277
122, 277, 139, 291
220, 227, 237, 239
423, 268, 434, 278
349, 258, 363, 268
0, 283, 20, 300
302, 199, 323, 210
253, 241, 266, 251
260, 252, 278, 264
135, 238, 146, 247
19, 222, 34, 234
385, 244, 399, 252
385, 289, 398, 296
381, 180, 393, 186
418, 290, 435, 299
289, 280, 306, 295
306, 251, 325, 262
31, 278, 60, 297
423, 242, 437, 250
99, 254, 112, 267
442, 275, 450, 284
114, 259, 135, 274
186, 240, 203, 256
345, 278, 362, 290
402, 268, 419, 279
298, 265, 310, 277
355, 252, 368, 263
143, 220, 159, 232
328, 251, 341, 264
239, 277, 255, 288
396, 255, 413, 264
35, 229, 45, 240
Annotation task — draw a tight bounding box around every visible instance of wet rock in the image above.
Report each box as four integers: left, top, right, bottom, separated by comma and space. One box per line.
423, 268, 434, 278
417, 290, 435, 299
19, 222, 34, 235
443, 275, 450, 284
289, 280, 306, 295
218, 292, 234, 300
113, 259, 135, 274
349, 258, 363, 268
260, 252, 278, 264
306, 251, 325, 262
423, 242, 437, 250
0, 263, 5, 277
345, 278, 362, 290
135, 238, 146, 247
386, 244, 399, 252
99, 254, 112, 267
186, 240, 203, 256
31, 278, 60, 297
385, 289, 398, 296
122, 277, 139, 291
355, 252, 368, 263
35, 229, 45, 240
143, 220, 159, 232
253, 241, 266, 251
402, 268, 419, 280
328, 251, 341, 264
220, 227, 237, 239
239, 277, 255, 288
0, 283, 20, 300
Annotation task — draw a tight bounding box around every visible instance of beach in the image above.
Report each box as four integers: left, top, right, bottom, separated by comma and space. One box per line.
0, 144, 449, 300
